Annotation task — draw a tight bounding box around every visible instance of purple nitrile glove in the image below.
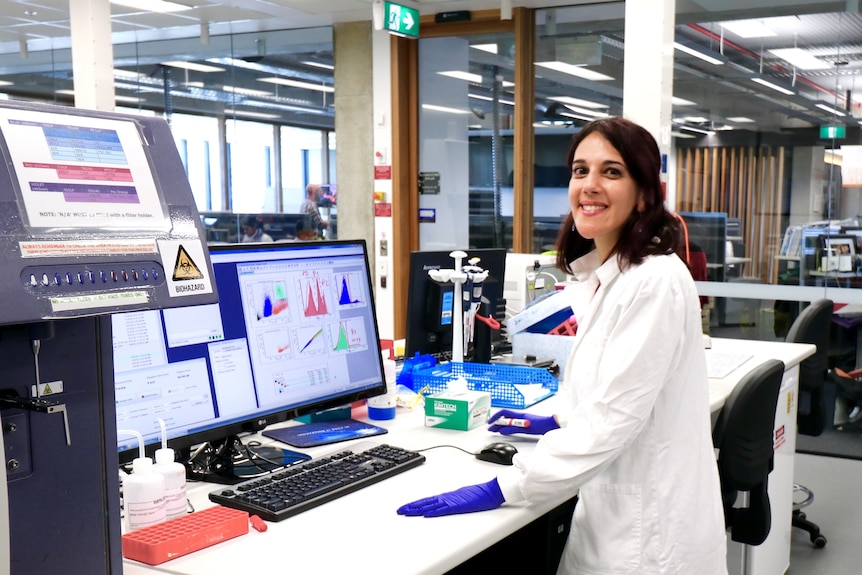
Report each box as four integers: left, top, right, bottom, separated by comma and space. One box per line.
397, 478, 505, 518
488, 409, 559, 436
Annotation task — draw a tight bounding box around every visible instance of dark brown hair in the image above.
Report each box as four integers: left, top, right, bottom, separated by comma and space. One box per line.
554, 117, 680, 273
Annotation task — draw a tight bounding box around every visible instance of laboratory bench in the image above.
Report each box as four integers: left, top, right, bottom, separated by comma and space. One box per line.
122, 338, 814, 575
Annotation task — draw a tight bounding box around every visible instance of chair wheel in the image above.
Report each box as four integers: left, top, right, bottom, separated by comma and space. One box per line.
812, 534, 827, 548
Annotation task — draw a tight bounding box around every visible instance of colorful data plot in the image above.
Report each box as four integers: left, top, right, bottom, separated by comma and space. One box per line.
337, 272, 363, 307
251, 280, 290, 321
299, 277, 330, 318
329, 318, 368, 353
255, 329, 292, 362
296, 326, 326, 356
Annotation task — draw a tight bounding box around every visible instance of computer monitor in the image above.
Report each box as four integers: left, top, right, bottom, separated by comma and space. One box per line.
404, 248, 506, 360
113, 240, 386, 482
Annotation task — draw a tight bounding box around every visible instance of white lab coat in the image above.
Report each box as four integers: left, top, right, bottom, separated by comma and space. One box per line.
497, 250, 727, 575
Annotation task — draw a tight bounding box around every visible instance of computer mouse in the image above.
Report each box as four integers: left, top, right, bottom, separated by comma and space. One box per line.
476, 442, 518, 466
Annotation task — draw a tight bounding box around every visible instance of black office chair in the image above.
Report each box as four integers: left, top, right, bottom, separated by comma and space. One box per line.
784, 298, 833, 548
713, 359, 784, 545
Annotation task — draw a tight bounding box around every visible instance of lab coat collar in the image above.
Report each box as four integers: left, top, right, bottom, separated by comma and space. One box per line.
566, 250, 622, 326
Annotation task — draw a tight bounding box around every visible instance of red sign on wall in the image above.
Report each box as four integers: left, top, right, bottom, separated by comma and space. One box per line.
375, 202, 392, 217
374, 165, 392, 180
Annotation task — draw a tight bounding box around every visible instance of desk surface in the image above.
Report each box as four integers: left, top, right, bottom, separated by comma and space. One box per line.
123, 338, 815, 575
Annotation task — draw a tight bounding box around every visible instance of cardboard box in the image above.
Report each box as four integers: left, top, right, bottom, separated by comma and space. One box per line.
425, 390, 491, 431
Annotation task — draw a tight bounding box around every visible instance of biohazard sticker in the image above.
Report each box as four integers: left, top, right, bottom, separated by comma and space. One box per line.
172, 245, 204, 281
157, 239, 213, 297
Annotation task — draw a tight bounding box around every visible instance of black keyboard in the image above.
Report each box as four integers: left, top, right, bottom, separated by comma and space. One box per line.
208, 443, 425, 521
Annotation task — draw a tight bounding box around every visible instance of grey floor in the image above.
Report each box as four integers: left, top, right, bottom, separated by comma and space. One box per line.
788, 453, 861, 573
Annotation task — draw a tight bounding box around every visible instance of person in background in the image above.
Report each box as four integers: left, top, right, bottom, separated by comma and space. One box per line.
301, 184, 329, 236
240, 216, 273, 243
397, 117, 728, 575
293, 217, 319, 241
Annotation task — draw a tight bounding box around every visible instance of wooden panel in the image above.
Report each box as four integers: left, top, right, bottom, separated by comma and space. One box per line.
512, 7, 535, 253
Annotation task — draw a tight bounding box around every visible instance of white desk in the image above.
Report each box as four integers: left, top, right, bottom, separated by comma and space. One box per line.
123, 338, 814, 575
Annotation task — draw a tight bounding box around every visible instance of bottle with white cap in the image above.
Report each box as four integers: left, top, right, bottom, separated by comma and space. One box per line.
367, 351, 397, 420
152, 418, 187, 520
118, 429, 166, 532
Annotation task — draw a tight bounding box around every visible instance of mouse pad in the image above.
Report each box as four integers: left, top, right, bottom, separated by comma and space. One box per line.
262, 419, 388, 448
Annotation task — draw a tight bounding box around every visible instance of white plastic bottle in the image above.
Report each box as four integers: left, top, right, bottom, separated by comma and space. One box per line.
367, 352, 397, 420
152, 419, 187, 520
119, 429, 166, 532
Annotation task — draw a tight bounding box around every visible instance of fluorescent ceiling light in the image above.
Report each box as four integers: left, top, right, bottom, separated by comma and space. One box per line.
726, 116, 755, 123
720, 20, 776, 39
559, 111, 597, 122
682, 116, 709, 123
111, 0, 192, 13
751, 77, 794, 95
679, 125, 715, 136
55, 89, 75, 96
548, 96, 609, 109
563, 104, 610, 118
0, 80, 12, 87
768, 48, 829, 70
258, 77, 334, 93
438, 70, 514, 88
229, 110, 281, 120
535, 61, 614, 81
471, 44, 498, 54
468, 94, 515, 106
224, 86, 273, 98
672, 96, 697, 106
673, 42, 724, 66
115, 95, 144, 103
671, 131, 696, 139
421, 104, 471, 115
816, 103, 846, 117
184, 81, 205, 88
162, 61, 225, 73
301, 60, 334, 70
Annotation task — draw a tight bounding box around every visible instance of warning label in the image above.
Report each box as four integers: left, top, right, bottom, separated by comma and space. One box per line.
157, 239, 213, 298
172, 245, 204, 281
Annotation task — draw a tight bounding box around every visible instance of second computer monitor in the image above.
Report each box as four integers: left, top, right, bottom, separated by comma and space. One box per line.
404, 248, 506, 359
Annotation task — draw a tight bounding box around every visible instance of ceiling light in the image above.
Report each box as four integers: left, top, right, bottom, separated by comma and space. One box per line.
229, 110, 281, 120
679, 125, 715, 136
559, 111, 596, 122
548, 96, 609, 109
720, 20, 776, 39
421, 104, 471, 115
726, 116, 755, 123
469, 94, 515, 106
472, 44, 498, 54
535, 61, 614, 81
672, 96, 697, 106
438, 71, 514, 88
563, 104, 609, 118
671, 131, 696, 139
115, 95, 144, 103
673, 42, 724, 66
751, 77, 794, 95
258, 77, 334, 93
682, 116, 709, 123
815, 103, 846, 117
162, 61, 225, 73
0, 80, 13, 87
110, 0, 192, 13
768, 48, 829, 70
301, 60, 334, 70
224, 86, 273, 98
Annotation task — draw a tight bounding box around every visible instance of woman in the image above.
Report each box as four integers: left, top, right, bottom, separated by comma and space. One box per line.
397, 117, 727, 574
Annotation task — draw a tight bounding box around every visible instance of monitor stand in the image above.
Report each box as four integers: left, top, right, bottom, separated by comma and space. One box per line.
182, 435, 310, 485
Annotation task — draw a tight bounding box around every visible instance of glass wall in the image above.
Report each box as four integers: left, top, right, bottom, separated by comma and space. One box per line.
0, 27, 337, 227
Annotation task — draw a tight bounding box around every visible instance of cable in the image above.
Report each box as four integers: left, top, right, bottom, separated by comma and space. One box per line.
413, 444, 479, 457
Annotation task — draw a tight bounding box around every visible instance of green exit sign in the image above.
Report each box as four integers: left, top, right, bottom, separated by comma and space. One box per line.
820, 125, 846, 139
384, 1, 419, 38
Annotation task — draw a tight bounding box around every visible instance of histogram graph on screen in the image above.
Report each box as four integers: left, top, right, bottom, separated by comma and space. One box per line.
298, 275, 330, 318
337, 272, 364, 307
329, 318, 368, 353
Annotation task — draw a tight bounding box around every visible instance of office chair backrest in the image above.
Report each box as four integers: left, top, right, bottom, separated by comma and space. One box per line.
712, 358, 784, 545
785, 298, 833, 436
